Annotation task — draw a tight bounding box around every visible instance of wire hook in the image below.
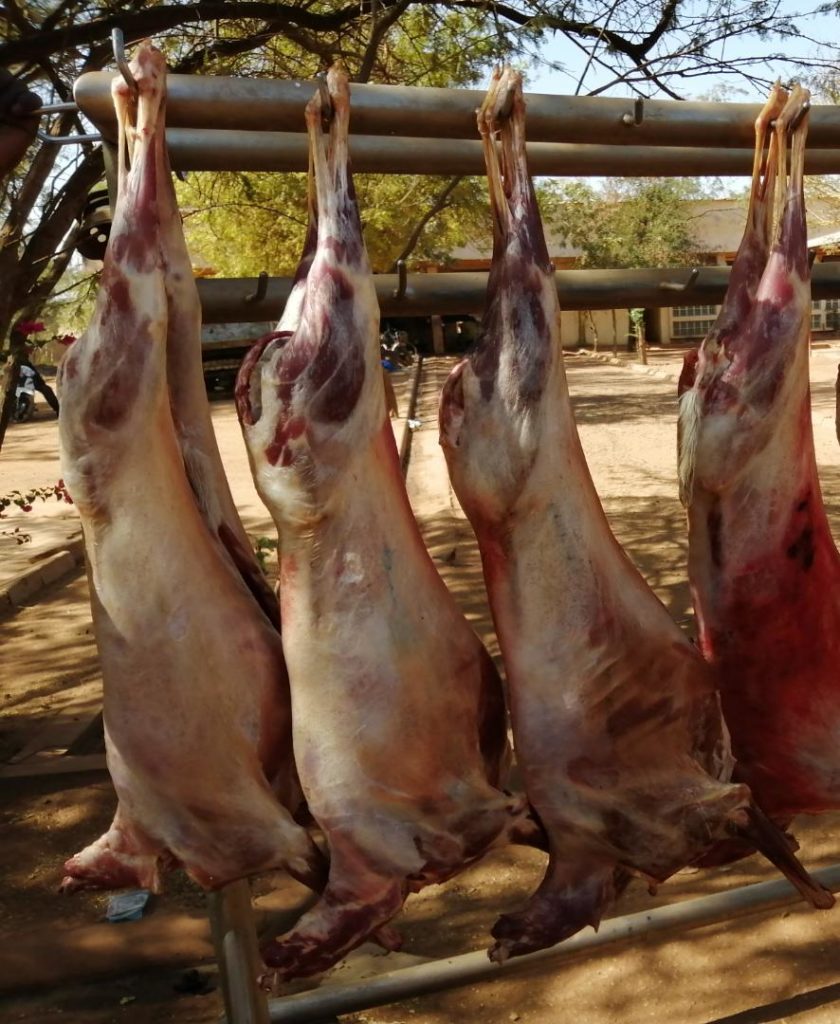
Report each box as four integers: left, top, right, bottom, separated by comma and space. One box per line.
244, 271, 270, 304
789, 99, 811, 135
315, 74, 333, 131
621, 97, 644, 127
659, 267, 700, 292
112, 28, 138, 100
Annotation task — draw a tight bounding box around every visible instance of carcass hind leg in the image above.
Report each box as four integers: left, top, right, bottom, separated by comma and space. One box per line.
731, 803, 834, 910
489, 855, 628, 963
260, 848, 405, 983
60, 808, 166, 894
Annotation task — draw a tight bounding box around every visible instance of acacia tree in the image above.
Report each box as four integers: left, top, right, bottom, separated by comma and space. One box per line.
0, 0, 837, 448
544, 177, 709, 358
547, 178, 707, 269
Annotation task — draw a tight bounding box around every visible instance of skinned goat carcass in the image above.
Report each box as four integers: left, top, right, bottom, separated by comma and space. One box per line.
236, 66, 533, 982
439, 68, 832, 964
153, 96, 282, 632
58, 42, 321, 894
679, 86, 840, 827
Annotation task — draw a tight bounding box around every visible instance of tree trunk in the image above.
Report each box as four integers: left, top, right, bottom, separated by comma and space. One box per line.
585, 309, 599, 351
0, 331, 26, 455
636, 315, 648, 365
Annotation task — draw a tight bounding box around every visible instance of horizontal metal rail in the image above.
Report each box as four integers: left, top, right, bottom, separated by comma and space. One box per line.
197, 265, 840, 324
157, 129, 840, 177
260, 865, 840, 1024
75, 72, 840, 149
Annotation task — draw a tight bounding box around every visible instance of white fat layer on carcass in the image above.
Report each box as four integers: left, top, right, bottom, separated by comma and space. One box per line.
276, 423, 511, 868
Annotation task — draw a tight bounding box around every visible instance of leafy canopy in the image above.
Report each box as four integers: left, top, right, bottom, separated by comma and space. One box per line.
544, 178, 710, 269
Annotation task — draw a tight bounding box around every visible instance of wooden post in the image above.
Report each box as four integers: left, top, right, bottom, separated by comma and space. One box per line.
629, 308, 648, 365
431, 315, 445, 355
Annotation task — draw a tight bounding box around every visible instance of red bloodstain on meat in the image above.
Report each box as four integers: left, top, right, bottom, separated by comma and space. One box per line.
681, 86, 840, 830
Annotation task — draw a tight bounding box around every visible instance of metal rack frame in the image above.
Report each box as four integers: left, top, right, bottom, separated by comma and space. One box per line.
74, 72, 840, 147
70, 57, 840, 1022
211, 866, 840, 1024
197, 264, 840, 324
76, 69, 840, 325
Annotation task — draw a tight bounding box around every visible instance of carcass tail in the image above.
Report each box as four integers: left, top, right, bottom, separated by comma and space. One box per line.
677, 384, 701, 506
488, 858, 629, 963
731, 802, 834, 910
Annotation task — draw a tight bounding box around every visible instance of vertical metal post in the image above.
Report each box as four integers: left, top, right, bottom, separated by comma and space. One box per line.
101, 140, 120, 213
208, 880, 271, 1024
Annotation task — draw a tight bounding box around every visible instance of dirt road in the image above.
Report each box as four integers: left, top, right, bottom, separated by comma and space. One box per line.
2, 355, 840, 1023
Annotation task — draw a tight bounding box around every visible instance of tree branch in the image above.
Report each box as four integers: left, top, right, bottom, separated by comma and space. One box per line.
17, 238, 78, 322
390, 174, 462, 270
355, 0, 413, 83
14, 148, 103, 304
0, 0, 387, 64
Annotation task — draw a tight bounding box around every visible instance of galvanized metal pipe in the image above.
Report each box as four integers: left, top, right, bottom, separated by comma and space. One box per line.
209, 880, 271, 1024
75, 72, 840, 149
260, 865, 840, 1024
157, 129, 840, 177
197, 264, 840, 324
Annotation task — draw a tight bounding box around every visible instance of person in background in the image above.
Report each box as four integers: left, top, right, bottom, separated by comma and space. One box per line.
20, 349, 59, 415
10, 322, 59, 416
0, 68, 40, 179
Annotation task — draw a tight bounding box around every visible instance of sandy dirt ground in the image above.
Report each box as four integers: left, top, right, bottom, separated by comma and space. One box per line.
3, 353, 840, 1023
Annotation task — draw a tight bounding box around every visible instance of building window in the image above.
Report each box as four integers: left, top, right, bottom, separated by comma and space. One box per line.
671, 304, 721, 339
811, 299, 840, 332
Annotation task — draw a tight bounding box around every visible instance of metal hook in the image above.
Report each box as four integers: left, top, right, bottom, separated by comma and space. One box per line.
34, 101, 100, 144
244, 271, 269, 304
622, 97, 644, 127
36, 130, 102, 145
789, 99, 811, 135
32, 102, 79, 116
112, 28, 138, 99
392, 260, 407, 301
315, 74, 333, 131
659, 267, 700, 292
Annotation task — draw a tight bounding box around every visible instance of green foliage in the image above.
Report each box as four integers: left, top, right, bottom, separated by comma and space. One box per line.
177, 172, 310, 279
40, 269, 99, 338
545, 178, 709, 269
253, 535, 278, 570
174, 7, 529, 278
179, 170, 490, 276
